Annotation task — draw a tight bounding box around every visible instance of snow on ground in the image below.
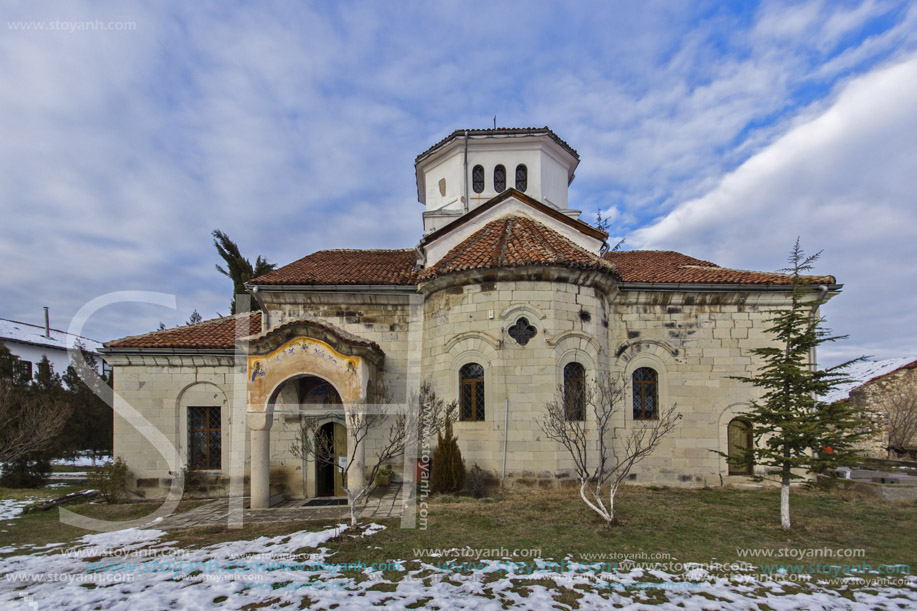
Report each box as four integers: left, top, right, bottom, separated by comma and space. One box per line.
51, 454, 110, 468
1, 523, 915, 610
0, 499, 34, 521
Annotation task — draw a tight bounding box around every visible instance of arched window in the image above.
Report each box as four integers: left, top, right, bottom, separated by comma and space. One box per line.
472, 165, 485, 193
515, 164, 527, 192
632, 367, 658, 420
563, 362, 585, 421
493, 164, 506, 193
460, 363, 485, 421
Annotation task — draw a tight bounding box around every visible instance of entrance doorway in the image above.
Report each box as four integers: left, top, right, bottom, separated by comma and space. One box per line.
315, 422, 347, 496
727, 418, 753, 475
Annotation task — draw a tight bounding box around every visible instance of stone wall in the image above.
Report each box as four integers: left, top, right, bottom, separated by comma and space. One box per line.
419, 269, 802, 489
108, 353, 244, 498
110, 278, 827, 498
848, 366, 917, 458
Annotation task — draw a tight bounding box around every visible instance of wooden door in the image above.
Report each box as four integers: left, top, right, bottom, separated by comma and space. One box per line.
727, 418, 753, 475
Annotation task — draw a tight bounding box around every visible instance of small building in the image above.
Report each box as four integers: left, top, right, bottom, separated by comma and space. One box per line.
827, 357, 917, 459
103, 127, 841, 506
0, 312, 104, 384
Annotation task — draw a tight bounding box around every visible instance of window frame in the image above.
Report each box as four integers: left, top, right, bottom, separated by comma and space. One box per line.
472, 165, 485, 193
632, 367, 658, 420
493, 164, 506, 193
563, 362, 586, 421
459, 362, 485, 422
13, 358, 32, 384
188, 405, 222, 470
514, 164, 527, 192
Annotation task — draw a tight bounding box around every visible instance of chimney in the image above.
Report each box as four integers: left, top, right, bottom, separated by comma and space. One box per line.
43, 307, 51, 338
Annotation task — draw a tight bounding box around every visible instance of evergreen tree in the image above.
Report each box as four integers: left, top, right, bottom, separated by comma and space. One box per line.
430, 416, 466, 494
187, 309, 203, 325
61, 345, 114, 461
34, 355, 64, 395
212, 229, 276, 314
0, 342, 16, 381
732, 240, 870, 530
1, 356, 64, 487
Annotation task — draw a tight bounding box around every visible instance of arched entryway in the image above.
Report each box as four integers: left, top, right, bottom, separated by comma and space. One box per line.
268, 374, 346, 500
242, 321, 385, 509
727, 418, 753, 475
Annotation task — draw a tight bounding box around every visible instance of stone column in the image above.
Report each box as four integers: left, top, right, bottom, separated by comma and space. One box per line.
345, 406, 366, 492
247, 411, 273, 509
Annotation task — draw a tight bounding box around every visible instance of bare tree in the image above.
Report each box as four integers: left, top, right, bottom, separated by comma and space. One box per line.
0, 380, 71, 464
541, 373, 680, 526
292, 381, 455, 526
880, 379, 917, 458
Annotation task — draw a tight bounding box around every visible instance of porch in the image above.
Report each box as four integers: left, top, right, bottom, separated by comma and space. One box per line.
240, 318, 386, 509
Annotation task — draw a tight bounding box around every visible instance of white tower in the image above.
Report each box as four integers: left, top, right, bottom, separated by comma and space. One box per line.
414, 127, 581, 234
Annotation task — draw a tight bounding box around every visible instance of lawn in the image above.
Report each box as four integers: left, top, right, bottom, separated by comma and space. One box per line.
327, 484, 916, 572
0, 486, 210, 553
0, 483, 914, 609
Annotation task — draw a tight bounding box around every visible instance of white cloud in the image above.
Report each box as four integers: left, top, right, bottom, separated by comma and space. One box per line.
0, 0, 915, 351
632, 54, 917, 365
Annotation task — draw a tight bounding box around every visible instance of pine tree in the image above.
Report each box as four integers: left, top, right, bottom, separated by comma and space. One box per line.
212, 229, 277, 314
1, 356, 64, 487
430, 416, 465, 494
732, 240, 870, 529
187, 309, 203, 325
0, 342, 16, 381
61, 345, 114, 461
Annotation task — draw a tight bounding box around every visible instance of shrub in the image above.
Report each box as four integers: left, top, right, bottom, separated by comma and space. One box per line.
0, 454, 52, 488
467, 463, 488, 498
88, 458, 132, 503
175, 467, 204, 496
430, 416, 465, 494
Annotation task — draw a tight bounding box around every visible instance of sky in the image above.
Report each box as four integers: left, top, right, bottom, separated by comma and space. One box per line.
1, 0, 915, 367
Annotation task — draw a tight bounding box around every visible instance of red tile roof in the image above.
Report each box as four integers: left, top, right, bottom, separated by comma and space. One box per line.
250, 249, 416, 286
105, 312, 262, 350
419, 215, 614, 280
604, 250, 836, 285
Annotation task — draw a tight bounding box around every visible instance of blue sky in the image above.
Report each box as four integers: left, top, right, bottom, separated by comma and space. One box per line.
1, 0, 916, 366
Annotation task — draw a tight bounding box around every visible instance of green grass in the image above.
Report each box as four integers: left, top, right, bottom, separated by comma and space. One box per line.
2, 484, 914, 581
323, 485, 917, 571
51, 465, 103, 473
0, 487, 210, 553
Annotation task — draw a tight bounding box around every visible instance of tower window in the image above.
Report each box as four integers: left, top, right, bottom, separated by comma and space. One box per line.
472, 165, 485, 193
494, 165, 506, 193
515, 164, 527, 192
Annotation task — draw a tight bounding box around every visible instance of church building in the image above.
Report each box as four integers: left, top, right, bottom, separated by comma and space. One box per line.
102, 127, 839, 507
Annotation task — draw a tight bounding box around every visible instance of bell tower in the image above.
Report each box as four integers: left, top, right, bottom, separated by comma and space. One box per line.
414, 127, 581, 234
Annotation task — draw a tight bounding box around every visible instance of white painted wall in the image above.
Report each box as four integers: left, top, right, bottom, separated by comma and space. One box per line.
417, 133, 578, 234
2, 340, 101, 383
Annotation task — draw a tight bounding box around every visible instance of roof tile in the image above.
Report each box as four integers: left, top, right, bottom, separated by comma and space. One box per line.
419, 215, 613, 280
105, 312, 262, 350
251, 249, 416, 286
604, 250, 836, 285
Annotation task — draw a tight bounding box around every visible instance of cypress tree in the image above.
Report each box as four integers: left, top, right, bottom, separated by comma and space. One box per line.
430, 416, 466, 494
